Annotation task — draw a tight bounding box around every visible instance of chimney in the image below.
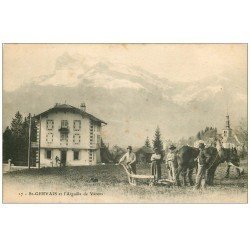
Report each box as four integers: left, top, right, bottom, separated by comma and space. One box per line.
80, 102, 86, 112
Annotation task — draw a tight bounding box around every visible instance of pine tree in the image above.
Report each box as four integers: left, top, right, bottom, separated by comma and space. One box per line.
196, 131, 201, 140
145, 136, 151, 148
3, 112, 37, 166
10, 111, 23, 138
152, 126, 163, 151
3, 126, 14, 161
201, 130, 204, 137
10, 111, 24, 164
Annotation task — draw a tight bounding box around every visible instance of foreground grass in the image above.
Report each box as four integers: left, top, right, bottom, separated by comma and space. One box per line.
3, 160, 248, 203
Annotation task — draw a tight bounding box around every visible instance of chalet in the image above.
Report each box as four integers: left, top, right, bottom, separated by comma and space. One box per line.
135, 146, 154, 163
33, 103, 107, 167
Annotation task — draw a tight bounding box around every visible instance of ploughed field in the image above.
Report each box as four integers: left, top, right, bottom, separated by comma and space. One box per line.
3, 159, 248, 203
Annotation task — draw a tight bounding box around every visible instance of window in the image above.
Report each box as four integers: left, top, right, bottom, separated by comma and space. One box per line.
73, 120, 81, 131
60, 133, 68, 141
46, 120, 54, 130
46, 149, 52, 159
89, 150, 93, 162
73, 151, 80, 160
46, 133, 53, 143
61, 120, 68, 128
73, 134, 81, 144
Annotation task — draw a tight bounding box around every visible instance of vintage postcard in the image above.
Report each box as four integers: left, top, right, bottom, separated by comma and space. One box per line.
2, 44, 248, 203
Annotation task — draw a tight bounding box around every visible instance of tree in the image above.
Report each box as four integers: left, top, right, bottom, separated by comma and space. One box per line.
152, 126, 163, 151
196, 131, 201, 140
145, 136, 151, 148
100, 138, 113, 163
110, 145, 126, 163
235, 118, 248, 158
238, 118, 248, 145
3, 126, 14, 161
10, 111, 24, 164
4, 112, 37, 166
101, 138, 106, 148
10, 111, 23, 138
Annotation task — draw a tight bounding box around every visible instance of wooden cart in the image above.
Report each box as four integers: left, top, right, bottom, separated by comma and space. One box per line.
120, 163, 175, 186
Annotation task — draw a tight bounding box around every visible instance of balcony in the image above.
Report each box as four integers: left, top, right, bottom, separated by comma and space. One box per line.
58, 126, 70, 133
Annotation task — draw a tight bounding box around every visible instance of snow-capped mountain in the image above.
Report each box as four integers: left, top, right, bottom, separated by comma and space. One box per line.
33, 53, 169, 91
3, 53, 247, 146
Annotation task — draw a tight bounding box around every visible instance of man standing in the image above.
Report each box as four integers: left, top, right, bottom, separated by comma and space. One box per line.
55, 156, 60, 167
119, 146, 137, 174
195, 142, 211, 189
166, 144, 178, 181
151, 147, 162, 181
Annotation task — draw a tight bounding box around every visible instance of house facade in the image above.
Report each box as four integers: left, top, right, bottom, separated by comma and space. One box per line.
34, 103, 107, 167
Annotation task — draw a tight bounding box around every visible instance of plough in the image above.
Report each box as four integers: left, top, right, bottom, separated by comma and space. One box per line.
120, 163, 175, 186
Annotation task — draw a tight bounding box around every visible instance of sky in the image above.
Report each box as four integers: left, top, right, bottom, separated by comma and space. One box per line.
2, 44, 248, 146
3, 44, 247, 92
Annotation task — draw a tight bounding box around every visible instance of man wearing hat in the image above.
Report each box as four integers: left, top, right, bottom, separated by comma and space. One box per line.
151, 147, 162, 181
119, 146, 137, 174
195, 142, 211, 189
166, 144, 178, 181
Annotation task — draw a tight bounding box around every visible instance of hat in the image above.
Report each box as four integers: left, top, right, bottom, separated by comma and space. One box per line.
198, 142, 205, 149
127, 146, 132, 150
169, 144, 176, 150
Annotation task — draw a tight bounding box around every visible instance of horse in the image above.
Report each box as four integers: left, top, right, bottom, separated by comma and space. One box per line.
215, 140, 241, 179
204, 146, 222, 186
175, 143, 241, 187
175, 145, 199, 186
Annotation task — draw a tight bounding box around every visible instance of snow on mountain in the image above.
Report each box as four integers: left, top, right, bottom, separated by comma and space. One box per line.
3, 53, 247, 146
172, 83, 224, 105
33, 53, 170, 92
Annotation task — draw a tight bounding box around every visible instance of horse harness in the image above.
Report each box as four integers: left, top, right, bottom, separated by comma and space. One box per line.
206, 152, 221, 171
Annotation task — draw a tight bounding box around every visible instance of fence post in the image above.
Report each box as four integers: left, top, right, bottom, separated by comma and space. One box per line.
8, 159, 11, 171
28, 113, 32, 169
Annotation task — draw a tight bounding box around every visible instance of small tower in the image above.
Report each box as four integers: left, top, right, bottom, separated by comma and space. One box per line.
222, 113, 232, 138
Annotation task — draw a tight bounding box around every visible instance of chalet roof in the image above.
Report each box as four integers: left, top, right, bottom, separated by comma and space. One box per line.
135, 146, 154, 154
34, 103, 107, 125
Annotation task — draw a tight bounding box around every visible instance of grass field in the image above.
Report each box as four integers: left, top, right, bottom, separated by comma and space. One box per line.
3, 160, 248, 203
